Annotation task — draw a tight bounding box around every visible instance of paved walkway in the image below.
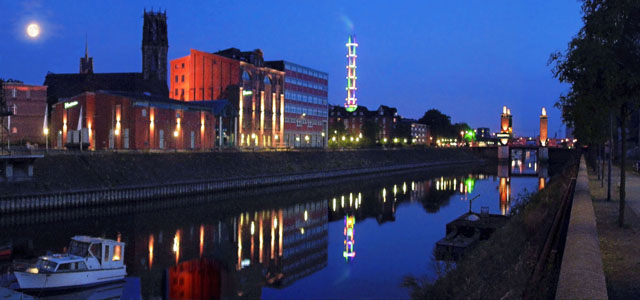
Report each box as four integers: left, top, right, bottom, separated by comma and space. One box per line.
596, 163, 640, 216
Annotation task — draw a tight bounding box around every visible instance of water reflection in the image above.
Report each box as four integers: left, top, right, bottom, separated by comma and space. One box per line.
2, 164, 553, 299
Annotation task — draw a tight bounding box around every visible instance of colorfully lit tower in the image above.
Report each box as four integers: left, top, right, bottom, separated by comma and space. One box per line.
345, 35, 358, 112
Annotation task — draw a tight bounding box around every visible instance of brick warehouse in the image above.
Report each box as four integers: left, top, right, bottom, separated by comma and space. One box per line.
1, 80, 47, 145
51, 91, 225, 151
171, 48, 284, 148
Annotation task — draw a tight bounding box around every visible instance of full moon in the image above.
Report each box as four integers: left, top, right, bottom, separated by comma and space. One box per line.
26, 23, 40, 38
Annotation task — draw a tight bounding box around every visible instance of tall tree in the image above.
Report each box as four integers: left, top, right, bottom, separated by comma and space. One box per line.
419, 109, 453, 139
551, 0, 640, 227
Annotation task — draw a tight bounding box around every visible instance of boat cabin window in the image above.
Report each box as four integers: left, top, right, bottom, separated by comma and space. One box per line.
104, 245, 110, 262
36, 259, 57, 272
89, 243, 102, 262
68, 240, 90, 257
77, 261, 88, 270
113, 244, 121, 261
57, 263, 73, 271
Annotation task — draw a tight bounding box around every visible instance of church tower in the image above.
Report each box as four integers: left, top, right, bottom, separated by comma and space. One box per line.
142, 9, 168, 82
79, 36, 94, 74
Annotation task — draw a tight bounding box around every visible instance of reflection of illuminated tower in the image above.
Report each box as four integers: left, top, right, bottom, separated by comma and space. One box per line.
345, 35, 358, 112
499, 177, 511, 215
343, 215, 356, 261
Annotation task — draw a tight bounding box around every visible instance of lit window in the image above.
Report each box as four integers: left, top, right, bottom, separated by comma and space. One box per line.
112, 245, 121, 261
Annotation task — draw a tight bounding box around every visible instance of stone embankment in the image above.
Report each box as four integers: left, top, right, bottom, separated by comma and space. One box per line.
0, 148, 482, 212
556, 156, 608, 300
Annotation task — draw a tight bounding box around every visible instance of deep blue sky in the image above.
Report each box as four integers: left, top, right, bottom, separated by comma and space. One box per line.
0, 0, 582, 137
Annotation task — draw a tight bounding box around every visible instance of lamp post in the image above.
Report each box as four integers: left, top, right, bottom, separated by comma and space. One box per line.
43, 127, 49, 152
174, 130, 179, 152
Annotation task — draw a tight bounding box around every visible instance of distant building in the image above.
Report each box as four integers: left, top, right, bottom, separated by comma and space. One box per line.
50, 91, 231, 151
265, 61, 328, 148
475, 127, 491, 140
404, 119, 429, 144
328, 104, 400, 142
170, 48, 285, 148
44, 10, 169, 107
1, 80, 47, 145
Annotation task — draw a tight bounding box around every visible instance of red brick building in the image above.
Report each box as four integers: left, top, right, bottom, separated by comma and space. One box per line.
171, 48, 284, 148
51, 91, 220, 150
1, 81, 47, 145
329, 105, 399, 142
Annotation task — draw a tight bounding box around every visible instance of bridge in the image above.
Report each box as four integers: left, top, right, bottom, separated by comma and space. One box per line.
496, 106, 549, 162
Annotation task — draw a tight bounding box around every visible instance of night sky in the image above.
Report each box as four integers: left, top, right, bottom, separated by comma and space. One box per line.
0, 0, 582, 137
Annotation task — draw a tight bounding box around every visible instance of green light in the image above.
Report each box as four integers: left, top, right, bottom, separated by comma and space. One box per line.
242, 90, 253, 96
64, 101, 79, 109
465, 177, 475, 193
464, 130, 476, 142
345, 105, 357, 112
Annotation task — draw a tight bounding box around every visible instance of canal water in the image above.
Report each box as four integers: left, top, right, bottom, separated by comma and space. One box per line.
1, 152, 549, 299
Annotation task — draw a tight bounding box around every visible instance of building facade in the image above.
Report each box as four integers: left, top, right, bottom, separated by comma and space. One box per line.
1, 81, 47, 145
328, 105, 399, 143
408, 121, 429, 144
171, 48, 285, 148
51, 91, 220, 151
266, 61, 328, 148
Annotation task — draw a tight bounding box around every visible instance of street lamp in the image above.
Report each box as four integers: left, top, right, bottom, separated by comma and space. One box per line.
43, 127, 49, 152
174, 130, 179, 152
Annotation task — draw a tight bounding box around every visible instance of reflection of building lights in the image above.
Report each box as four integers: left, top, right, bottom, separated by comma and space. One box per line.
333, 198, 337, 211
199, 225, 204, 257
341, 195, 345, 208
274, 217, 278, 229
173, 230, 180, 265
251, 221, 255, 235
148, 234, 154, 269
300, 227, 305, 234
304, 210, 308, 221
343, 215, 356, 261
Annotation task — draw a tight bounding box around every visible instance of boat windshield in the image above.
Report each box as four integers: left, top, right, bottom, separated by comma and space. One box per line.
68, 240, 90, 257
36, 259, 57, 272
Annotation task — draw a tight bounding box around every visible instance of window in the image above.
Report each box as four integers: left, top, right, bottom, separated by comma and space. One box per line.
242, 71, 251, 81
182, 63, 185, 68
264, 75, 271, 85
12, 89, 16, 98
104, 245, 110, 262
142, 109, 147, 117
181, 89, 185, 96
26, 90, 31, 99
112, 244, 122, 261
175, 89, 178, 96
181, 75, 185, 82
175, 76, 178, 82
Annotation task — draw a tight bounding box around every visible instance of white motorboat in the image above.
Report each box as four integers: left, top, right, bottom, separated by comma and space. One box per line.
13, 236, 126, 291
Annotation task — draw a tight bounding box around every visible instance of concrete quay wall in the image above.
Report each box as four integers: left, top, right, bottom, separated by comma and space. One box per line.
556, 156, 608, 300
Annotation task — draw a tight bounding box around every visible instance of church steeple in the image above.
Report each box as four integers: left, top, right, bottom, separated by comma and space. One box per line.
142, 9, 168, 82
79, 35, 94, 74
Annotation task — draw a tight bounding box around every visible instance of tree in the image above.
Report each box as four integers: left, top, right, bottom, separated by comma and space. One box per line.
551, 0, 640, 227
362, 119, 380, 146
419, 109, 453, 139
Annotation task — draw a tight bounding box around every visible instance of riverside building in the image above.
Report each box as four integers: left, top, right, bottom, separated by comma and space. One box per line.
171, 48, 284, 148
265, 61, 328, 148
1, 80, 47, 145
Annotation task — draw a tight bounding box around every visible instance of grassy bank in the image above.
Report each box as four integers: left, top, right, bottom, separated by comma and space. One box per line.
1, 148, 480, 196
403, 152, 579, 299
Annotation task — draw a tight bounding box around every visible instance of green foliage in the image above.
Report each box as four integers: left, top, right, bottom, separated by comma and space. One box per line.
419, 109, 452, 139
550, 0, 640, 145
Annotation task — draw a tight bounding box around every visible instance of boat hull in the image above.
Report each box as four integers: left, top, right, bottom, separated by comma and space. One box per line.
14, 267, 126, 291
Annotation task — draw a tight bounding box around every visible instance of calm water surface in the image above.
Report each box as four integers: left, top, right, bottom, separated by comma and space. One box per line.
2, 153, 548, 299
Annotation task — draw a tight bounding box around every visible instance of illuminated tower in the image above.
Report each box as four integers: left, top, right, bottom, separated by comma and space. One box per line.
345, 35, 358, 112
539, 107, 548, 146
